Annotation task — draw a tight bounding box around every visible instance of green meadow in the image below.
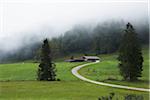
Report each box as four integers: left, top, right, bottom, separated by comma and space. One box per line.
0, 47, 149, 100
1, 81, 149, 100
79, 46, 149, 88
0, 62, 84, 81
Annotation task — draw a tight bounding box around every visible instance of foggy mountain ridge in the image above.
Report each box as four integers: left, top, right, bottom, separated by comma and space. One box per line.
0, 19, 148, 63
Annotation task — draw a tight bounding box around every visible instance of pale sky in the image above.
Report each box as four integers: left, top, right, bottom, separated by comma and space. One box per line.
0, 0, 148, 51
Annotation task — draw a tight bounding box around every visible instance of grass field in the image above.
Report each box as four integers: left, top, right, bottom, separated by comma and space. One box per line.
0, 47, 149, 100
0, 62, 85, 81
79, 46, 149, 88
1, 81, 149, 100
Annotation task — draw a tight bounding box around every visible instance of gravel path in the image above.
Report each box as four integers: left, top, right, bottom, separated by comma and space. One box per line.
71, 61, 150, 92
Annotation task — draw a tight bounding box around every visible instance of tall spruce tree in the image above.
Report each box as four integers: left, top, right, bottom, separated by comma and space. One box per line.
37, 39, 56, 81
118, 23, 143, 81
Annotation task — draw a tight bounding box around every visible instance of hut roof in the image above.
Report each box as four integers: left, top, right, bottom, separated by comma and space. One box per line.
83, 56, 100, 59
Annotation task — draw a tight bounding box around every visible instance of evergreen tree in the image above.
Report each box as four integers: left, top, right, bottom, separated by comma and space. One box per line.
37, 39, 56, 81
118, 23, 143, 81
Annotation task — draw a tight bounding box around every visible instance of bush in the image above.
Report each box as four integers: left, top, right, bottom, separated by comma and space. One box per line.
98, 92, 115, 100
98, 93, 144, 100
57, 79, 61, 81
124, 94, 143, 100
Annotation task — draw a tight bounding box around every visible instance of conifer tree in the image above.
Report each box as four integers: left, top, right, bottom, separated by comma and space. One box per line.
37, 39, 56, 81
118, 23, 143, 81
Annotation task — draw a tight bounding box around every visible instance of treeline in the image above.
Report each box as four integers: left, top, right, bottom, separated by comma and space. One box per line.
0, 20, 148, 63
0, 42, 41, 63
49, 21, 149, 58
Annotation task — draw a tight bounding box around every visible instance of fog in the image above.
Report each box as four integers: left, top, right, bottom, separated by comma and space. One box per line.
0, 0, 148, 53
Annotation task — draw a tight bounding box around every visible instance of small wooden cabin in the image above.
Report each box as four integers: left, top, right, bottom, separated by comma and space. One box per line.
82, 56, 100, 62
65, 56, 100, 62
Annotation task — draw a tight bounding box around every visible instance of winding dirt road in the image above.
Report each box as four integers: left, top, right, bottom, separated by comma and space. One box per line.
71, 61, 150, 92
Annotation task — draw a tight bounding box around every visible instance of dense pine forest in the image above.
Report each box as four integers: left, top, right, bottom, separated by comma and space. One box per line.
0, 20, 148, 63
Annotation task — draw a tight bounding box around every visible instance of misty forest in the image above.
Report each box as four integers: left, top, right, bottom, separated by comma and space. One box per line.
0, 21, 148, 63
0, 1, 149, 100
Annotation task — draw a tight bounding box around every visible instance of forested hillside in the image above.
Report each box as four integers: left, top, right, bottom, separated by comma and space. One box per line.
50, 21, 148, 58
0, 20, 148, 63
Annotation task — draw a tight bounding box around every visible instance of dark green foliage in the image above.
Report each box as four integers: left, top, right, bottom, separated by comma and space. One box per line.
118, 23, 143, 81
93, 21, 123, 54
37, 39, 56, 81
57, 78, 61, 81
98, 93, 143, 100
50, 21, 124, 58
98, 92, 115, 100
49, 21, 149, 58
48, 21, 148, 58
124, 94, 143, 100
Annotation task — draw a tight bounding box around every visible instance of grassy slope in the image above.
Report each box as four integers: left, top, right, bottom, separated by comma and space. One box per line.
0, 62, 86, 81
79, 46, 149, 88
0, 50, 149, 99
